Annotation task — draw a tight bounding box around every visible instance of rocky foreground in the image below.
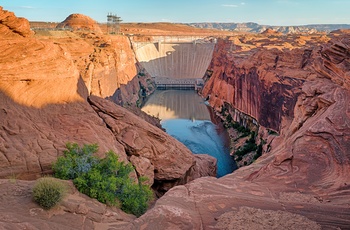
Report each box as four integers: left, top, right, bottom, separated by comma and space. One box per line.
0, 6, 350, 229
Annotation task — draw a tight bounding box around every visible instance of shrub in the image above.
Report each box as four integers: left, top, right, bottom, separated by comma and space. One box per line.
32, 177, 66, 210
52, 143, 98, 180
117, 176, 153, 217
53, 143, 153, 217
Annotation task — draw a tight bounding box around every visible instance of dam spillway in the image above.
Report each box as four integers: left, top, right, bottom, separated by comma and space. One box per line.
131, 36, 216, 89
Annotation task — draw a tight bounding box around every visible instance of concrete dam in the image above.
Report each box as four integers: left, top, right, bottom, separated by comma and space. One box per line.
131, 36, 216, 89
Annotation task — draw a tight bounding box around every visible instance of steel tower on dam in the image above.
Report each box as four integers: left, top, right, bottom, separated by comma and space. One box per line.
130, 36, 216, 90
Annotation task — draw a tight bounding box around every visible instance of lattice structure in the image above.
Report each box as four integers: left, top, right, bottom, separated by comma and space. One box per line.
107, 13, 122, 34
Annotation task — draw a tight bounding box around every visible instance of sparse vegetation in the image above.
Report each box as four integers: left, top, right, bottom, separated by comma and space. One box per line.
219, 103, 265, 166
52, 143, 153, 217
234, 132, 258, 157
253, 143, 263, 160
32, 177, 66, 210
268, 129, 279, 135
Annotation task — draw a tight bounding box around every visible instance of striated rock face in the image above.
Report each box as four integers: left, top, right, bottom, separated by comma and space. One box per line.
251, 79, 350, 195
202, 38, 307, 131
202, 34, 349, 133
312, 36, 350, 88
134, 31, 350, 230
0, 6, 33, 38
0, 37, 128, 178
56, 13, 102, 34
52, 33, 138, 98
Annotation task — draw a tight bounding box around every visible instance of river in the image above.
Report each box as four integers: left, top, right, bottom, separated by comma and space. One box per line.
141, 90, 237, 177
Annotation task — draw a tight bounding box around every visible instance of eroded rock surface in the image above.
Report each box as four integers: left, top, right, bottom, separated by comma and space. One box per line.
50, 33, 138, 98
0, 6, 33, 38
0, 179, 135, 229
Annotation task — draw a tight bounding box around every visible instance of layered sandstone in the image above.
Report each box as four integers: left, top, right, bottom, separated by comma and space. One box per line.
0, 29, 128, 178
0, 6, 33, 38
46, 32, 138, 98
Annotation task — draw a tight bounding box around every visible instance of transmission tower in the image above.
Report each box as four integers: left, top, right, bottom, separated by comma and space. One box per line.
107, 13, 122, 34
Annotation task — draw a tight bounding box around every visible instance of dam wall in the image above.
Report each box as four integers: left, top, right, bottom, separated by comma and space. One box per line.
131, 37, 216, 83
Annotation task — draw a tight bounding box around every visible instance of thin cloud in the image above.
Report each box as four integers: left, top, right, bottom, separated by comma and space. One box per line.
222, 4, 239, 7
19, 6, 36, 9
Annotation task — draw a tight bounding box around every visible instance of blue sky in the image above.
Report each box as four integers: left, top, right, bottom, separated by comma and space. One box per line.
1, 0, 349, 26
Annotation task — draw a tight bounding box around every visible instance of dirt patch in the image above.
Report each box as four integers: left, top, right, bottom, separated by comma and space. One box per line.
215, 206, 321, 230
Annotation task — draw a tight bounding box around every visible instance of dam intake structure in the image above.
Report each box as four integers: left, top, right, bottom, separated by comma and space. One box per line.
130, 36, 216, 90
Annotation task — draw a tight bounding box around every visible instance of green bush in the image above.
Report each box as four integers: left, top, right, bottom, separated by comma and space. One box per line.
52, 143, 98, 180
117, 176, 153, 217
32, 177, 66, 210
52, 143, 153, 217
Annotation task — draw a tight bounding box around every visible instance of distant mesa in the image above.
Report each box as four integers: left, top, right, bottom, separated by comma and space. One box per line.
330, 29, 350, 35
261, 28, 283, 36
56, 13, 102, 34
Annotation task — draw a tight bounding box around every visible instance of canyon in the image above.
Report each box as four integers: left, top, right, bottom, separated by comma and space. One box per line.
0, 6, 350, 229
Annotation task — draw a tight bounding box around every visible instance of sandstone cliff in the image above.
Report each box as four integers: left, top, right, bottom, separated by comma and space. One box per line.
133, 30, 350, 229
0, 11, 128, 178
0, 8, 215, 192
48, 32, 138, 98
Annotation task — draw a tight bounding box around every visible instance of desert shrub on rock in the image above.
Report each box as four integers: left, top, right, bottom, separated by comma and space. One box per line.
52, 143, 153, 217
32, 177, 66, 210
52, 143, 99, 179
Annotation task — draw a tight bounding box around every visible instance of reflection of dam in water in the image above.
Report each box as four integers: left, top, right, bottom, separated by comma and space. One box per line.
141, 90, 211, 120
142, 90, 237, 177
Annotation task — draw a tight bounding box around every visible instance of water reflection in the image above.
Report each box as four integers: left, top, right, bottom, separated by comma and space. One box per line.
142, 90, 236, 177
141, 90, 211, 120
